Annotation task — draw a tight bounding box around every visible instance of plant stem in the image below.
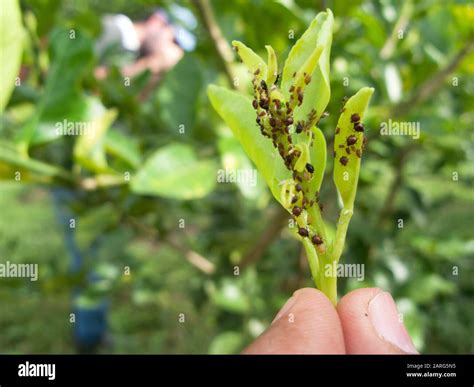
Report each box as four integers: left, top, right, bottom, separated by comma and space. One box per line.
302, 238, 338, 305
307, 207, 354, 306
332, 208, 353, 264
302, 239, 320, 289
308, 205, 328, 243
318, 258, 338, 305
194, 0, 236, 88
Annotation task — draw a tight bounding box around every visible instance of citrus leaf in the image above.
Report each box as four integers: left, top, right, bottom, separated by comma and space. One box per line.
265, 45, 278, 85
308, 126, 327, 196
281, 9, 333, 125
73, 102, 118, 173
207, 84, 290, 205
17, 28, 93, 148
333, 87, 374, 209
105, 129, 141, 169
0, 0, 24, 113
131, 143, 216, 200
232, 40, 267, 80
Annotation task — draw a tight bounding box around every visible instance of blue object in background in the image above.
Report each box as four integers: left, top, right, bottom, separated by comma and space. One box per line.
52, 188, 108, 353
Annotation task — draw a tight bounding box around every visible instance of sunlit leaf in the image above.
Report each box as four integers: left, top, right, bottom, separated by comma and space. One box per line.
232, 40, 267, 80
74, 101, 118, 173
209, 332, 243, 354
0, 0, 24, 113
281, 9, 333, 124
265, 45, 278, 85
131, 143, 216, 200
333, 87, 374, 209
105, 129, 141, 169
208, 85, 290, 205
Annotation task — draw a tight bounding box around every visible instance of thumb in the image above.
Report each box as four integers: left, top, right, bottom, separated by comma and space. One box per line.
243, 288, 345, 354
337, 288, 418, 354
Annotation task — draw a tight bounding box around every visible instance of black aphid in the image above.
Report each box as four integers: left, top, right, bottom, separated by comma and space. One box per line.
347, 135, 357, 145
252, 99, 258, 109
340, 156, 348, 166
312, 235, 323, 245
292, 206, 302, 216
354, 123, 364, 132
351, 113, 360, 123
295, 183, 303, 192
297, 92, 304, 106
298, 228, 309, 237
306, 163, 314, 173
284, 117, 293, 125
259, 98, 269, 110
295, 122, 303, 133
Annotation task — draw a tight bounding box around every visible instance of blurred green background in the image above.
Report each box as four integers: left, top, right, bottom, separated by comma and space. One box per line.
0, 0, 473, 354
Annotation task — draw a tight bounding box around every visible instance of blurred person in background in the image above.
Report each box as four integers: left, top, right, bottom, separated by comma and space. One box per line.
94, 10, 185, 79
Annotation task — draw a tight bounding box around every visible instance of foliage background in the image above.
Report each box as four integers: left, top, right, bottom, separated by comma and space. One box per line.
0, 0, 473, 353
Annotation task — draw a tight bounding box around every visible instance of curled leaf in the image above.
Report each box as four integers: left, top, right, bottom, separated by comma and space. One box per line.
294, 143, 310, 172
281, 10, 333, 125
207, 85, 290, 205
265, 45, 278, 85
232, 40, 267, 80
333, 87, 374, 210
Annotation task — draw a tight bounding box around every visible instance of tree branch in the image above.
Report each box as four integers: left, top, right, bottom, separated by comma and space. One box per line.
126, 216, 215, 274
193, 0, 236, 88
240, 208, 289, 268
392, 36, 474, 117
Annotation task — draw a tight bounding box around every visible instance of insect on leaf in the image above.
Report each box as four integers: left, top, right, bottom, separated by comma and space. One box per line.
232, 41, 267, 80
207, 85, 290, 205
281, 9, 333, 125
308, 126, 327, 196
333, 87, 374, 210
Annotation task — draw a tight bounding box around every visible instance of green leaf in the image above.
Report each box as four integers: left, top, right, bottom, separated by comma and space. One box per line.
209, 332, 244, 354
265, 45, 278, 85
105, 129, 141, 169
131, 143, 216, 200
73, 100, 118, 173
217, 135, 264, 200
208, 280, 250, 314
0, 141, 70, 182
281, 10, 333, 125
208, 85, 290, 205
154, 54, 202, 132
0, 0, 24, 113
308, 126, 327, 195
17, 28, 94, 147
232, 40, 267, 80
333, 87, 374, 210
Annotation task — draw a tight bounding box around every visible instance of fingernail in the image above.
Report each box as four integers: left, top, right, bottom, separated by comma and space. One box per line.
272, 294, 297, 324
368, 292, 418, 354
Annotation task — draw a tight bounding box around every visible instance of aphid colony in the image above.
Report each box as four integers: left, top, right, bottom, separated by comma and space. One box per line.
250, 67, 368, 249
334, 111, 367, 167
250, 69, 330, 249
